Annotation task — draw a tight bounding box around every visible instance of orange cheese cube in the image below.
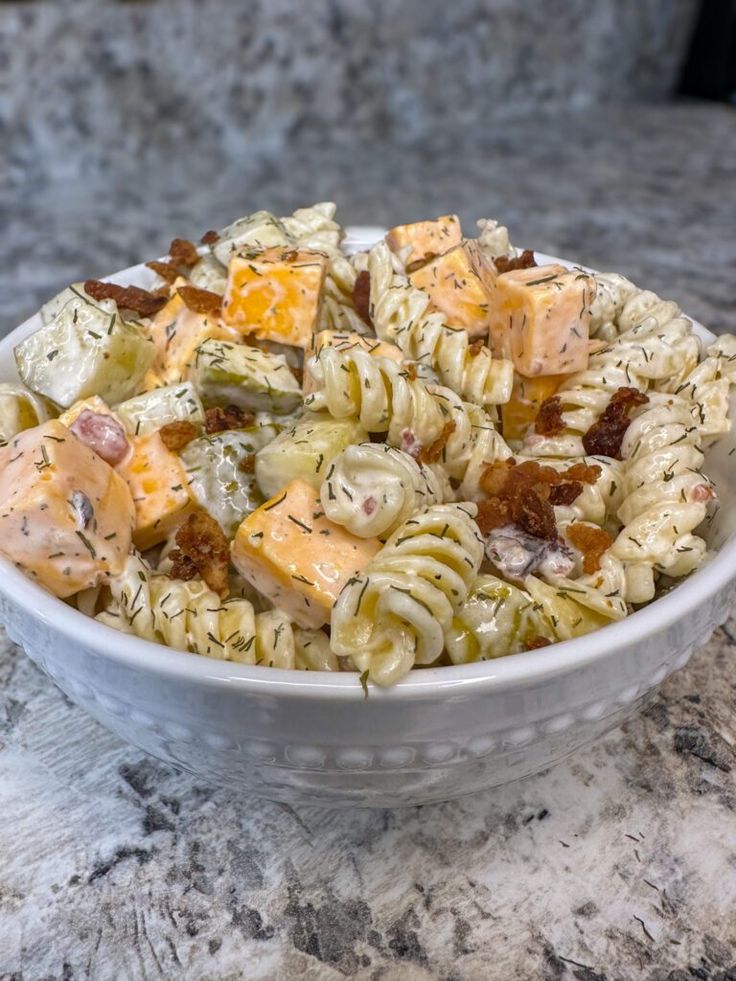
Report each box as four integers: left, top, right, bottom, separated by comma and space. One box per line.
386, 215, 462, 269
409, 242, 495, 339
145, 285, 235, 389
0, 420, 135, 597
231, 479, 380, 628
222, 248, 328, 348
501, 373, 570, 442
303, 330, 403, 395
116, 431, 195, 549
488, 265, 595, 377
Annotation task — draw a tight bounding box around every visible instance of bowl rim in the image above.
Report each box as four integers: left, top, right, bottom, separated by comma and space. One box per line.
0, 232, 732, 701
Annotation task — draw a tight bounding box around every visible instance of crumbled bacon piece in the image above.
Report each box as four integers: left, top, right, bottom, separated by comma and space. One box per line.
582, 387, 649, 459
201, 229, 220, 245
468, 338, 485, 357
534, 395, 565, 436
145, 260, 179, 284
177, 285, 222, 316
475, 497, 513, 535
169, 509, 230, 596
169, 237, 199, 268
169, 551, 198, 581
84, 280, 167, 317
514, 486, 557, 541
416, 421, 456, 465
567, 522, 613, 575
548, 481, 583, 506
352, 270, 373, 327
477, 458, 602, 542
524, 635, 552, 650
239, 453, 256, 474
289, 363, 304, 386
159, 420, 198, 452
403, 362, 418, 381
494, 249, 537, 274
204, 405, 253, 434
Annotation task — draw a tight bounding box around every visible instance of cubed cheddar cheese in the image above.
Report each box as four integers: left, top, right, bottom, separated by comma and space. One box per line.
501, 372, 570, 442
386, 215, 462, 269
488, 265, 595, 377
0, 420, 135, 598
409, 241, 495, 339
231, 479, 380, 628
116, 431, 196, 550
145, 284, 236, 389
303, 330, 403, 395
222, 248, 328, 348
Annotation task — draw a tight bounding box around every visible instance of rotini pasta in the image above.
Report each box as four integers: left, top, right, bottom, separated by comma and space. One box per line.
331, 504, 484, 685
320, 442, 450, 539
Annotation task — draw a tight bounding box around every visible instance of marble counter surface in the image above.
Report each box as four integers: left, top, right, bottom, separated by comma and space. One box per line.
1, 100, 735, 979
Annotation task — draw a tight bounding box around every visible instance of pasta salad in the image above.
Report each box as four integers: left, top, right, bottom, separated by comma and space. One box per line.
1, 203, 734, 687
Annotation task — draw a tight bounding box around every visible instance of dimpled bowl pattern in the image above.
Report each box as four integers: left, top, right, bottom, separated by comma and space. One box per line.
0, 229, 734, 807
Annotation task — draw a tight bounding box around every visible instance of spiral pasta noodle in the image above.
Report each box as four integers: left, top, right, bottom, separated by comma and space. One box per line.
305, 346, 510, 490
320, 442, 449, 539
331, 504, 484, 685
98, 553, 333, 669
368, 240, 513, 406
609, 393, 715, 602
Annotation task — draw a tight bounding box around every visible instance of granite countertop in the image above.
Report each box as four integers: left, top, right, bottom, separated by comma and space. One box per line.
1, 101, 736, 979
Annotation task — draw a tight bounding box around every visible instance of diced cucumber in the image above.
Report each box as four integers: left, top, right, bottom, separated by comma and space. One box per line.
255, 413, 366, 499
213, 210, 291, 265
180, 427, 276, 538
192, 339, 301, 414
188, 255, 227, 294
115, 382, 205, 437
0, 383, 52, 446
40, 283, 87, 325
15, 290, 155, 408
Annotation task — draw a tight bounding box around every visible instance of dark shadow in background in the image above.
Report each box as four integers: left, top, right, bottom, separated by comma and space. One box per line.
679, 0, 736, 101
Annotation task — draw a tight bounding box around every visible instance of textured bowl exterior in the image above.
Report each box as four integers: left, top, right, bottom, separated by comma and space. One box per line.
0, 232, 734, 807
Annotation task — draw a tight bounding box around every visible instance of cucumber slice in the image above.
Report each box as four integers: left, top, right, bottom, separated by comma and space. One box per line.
15, 290, 155, 408
115, 382, 205, 437
193, 338, 301, 414
255, 413, 366, 499
180, 427, 276, 538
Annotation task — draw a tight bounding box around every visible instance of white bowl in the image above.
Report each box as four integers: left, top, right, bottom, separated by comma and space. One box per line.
0, 230, 734, 807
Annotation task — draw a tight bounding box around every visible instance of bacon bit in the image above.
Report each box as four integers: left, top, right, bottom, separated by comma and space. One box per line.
468, 338, 485, 357
159, 420, 198, 452
204, 405, 253, 434
534, 395, 565, 436
475, 497, 513, 535
177, 285, 222, 316
692, 483, 716, 503
582, 387, 649, 459
168, 551, 198, 581
352, 270, 373, 327
362, 496, 377, 515
417, 421, 456, 465
548, 481, 583, 506
399, 428, 422, 459
514, 486, 557, 540
145, 260, 179, 284
169, 509, 230, 596
478, 458, 602, 541
200, 229, 220, 246
564, 462, 603, 485
524, 635, 552, 650
84, 280, 167, 317
494, 250, 537, 274
404, 362, 418, 381
567, 522, 613, 575
239, 453, 256, 474
169, 238, 199, 268
289, 363, 304, 386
